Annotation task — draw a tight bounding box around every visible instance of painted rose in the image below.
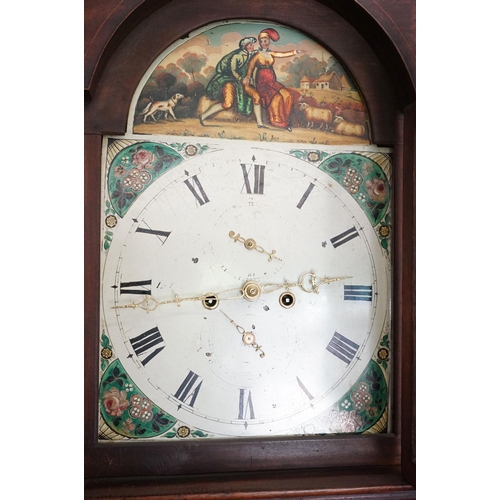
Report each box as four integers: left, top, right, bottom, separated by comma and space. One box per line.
132, 149, 155, 169
103, 387, 129, 417
328, 408, 363, 433
365, 177, 386, 202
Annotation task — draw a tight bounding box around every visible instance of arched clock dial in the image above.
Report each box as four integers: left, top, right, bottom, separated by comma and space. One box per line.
99, 139, 391, 439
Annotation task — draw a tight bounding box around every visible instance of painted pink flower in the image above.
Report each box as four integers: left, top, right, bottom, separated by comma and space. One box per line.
361, 161, 373, 176
341, 411, 363, 432
121, 418, 136, 434
103, 387, 129, 417
328, 408, 363, 433
114, 165, 126, 176
132, 149, 155, 169
365, 177, 386, 202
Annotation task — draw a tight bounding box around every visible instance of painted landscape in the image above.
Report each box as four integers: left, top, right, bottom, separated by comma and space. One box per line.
132, 22, 370, 145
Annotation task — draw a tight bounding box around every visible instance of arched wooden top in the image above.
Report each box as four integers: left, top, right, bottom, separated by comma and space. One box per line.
84, 0, 415, 146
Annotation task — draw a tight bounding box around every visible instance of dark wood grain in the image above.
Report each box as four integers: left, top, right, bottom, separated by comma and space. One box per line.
86, 433, 400, 478
85, 0, 159, 101
84, 133, 102, 445
84, 0, 416, 497
318, 0, 416, 110
85, 467, 415, 499
84, 0, 406, 145
400, 102, 416, 487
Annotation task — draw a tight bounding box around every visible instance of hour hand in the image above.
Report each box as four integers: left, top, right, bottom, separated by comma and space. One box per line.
229, 230, 281, 262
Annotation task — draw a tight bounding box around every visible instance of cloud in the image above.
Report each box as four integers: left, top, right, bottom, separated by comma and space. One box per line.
154, 27, 336, 82
158, 31, 249, 71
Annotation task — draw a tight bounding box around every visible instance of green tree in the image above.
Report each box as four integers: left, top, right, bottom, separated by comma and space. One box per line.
177, 52, 208, 82
280, 55, 328, 88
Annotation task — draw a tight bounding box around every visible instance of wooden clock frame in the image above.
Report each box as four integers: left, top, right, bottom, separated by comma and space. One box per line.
84, 0, 416, 498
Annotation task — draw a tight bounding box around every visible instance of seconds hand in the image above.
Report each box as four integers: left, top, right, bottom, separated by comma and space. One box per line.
220, 310, 265, 358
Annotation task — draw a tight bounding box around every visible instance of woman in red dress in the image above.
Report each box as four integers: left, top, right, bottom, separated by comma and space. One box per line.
244, 28, 302, 131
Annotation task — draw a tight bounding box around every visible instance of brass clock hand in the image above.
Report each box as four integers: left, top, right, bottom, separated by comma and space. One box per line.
220, 310, 265, 358
111, 271, 351, 312
256, 271, 352, 309
111, 287, 244, 312
229, 230, 282, 262
251, 271, 353, 298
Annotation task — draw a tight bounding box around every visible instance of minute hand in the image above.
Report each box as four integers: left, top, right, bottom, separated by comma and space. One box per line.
253, 271, 351, 299
111, 271, 351, 312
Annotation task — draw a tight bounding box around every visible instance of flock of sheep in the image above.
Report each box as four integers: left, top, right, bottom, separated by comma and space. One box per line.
298, 102, 366, 138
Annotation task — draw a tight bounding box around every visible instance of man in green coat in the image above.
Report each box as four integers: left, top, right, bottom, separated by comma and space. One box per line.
200, 37, 265, 127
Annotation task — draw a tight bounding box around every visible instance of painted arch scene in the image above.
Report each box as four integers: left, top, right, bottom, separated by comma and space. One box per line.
132, 21, 370, 145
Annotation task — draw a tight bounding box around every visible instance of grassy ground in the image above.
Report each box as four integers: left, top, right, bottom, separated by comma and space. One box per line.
134, 118, 369, 146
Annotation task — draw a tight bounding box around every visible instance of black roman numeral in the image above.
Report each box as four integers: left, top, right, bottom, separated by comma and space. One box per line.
326, 332, 360, 364
344, 285, 373, 301
120, 280, 152, 295
136, 226, 171, 243
296, 182, 315, 209
238, 389, 255, 420
241, 163, 265, 194
330, 226, 359, 248
184, 175, 210, 206
174, 370, 203, 407
129, 326, 165, 365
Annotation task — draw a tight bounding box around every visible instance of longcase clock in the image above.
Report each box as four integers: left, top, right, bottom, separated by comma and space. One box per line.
85, 1, 415, 498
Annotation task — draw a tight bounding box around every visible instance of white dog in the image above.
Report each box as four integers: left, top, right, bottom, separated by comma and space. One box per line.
139, 93, 184, 122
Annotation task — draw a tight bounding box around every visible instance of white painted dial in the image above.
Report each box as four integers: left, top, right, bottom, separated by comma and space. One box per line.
101, 142, 389, 437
